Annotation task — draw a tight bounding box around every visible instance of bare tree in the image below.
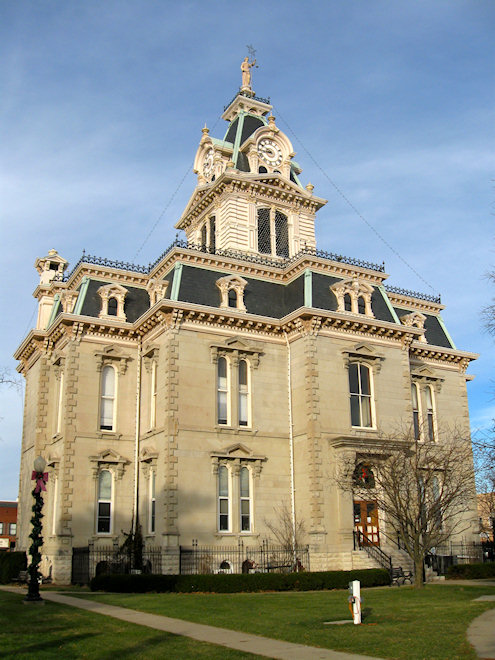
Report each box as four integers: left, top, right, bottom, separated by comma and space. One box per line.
0, 367, 22, 392
472, 429, 495, 540
264, 501, 307, 569
337, 426, 477, 588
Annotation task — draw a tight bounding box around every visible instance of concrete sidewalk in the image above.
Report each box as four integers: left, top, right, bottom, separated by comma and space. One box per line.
1, 586, 380, 660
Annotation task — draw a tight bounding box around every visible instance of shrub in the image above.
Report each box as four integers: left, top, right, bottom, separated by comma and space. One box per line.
0, 551, 27, 584
90, 568, 390, 593
447, 562, 495, 580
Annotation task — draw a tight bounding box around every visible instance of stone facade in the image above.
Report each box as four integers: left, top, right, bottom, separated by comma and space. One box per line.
15, 84, 479, 583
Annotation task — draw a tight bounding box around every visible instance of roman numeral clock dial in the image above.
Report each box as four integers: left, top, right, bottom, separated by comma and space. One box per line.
257, 139, 282, 167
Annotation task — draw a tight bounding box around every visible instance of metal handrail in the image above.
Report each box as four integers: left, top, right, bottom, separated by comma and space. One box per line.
356, 530, 392, 572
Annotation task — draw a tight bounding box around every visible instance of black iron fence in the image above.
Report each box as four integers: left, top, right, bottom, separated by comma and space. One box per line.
72, 545, 162, 585
179, 539, 309, 575
426, 541, 494, 576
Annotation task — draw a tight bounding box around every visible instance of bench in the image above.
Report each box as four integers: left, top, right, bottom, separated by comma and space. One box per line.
390, 566, 413, 586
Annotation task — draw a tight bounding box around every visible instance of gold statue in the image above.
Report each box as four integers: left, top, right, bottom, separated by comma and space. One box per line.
241, 56, 256, 90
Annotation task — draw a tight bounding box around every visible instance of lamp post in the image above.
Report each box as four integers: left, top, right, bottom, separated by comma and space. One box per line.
24, 455, 48, 604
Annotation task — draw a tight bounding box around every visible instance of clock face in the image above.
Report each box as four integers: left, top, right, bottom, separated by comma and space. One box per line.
257, 139, 282, 167
203, 149, 214, 178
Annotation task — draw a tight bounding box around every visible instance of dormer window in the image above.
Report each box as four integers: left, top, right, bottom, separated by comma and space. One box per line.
97, 284, 128, 321
258, 166, 268, 174
216, 275, 247, 312
331, 278, 374, 317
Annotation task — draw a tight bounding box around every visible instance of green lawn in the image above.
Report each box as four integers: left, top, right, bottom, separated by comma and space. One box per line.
73, 584, 495, 659
0, 590, 255, 659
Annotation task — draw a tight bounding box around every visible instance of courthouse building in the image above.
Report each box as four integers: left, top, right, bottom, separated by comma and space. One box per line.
15, 68, 479, 583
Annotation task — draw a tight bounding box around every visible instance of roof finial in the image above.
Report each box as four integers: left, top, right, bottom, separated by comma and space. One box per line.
241, 46, 258, 95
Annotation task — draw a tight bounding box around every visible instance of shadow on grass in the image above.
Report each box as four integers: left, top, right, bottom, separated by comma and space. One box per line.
10, 632, 99, 655
361, 607, 373, 621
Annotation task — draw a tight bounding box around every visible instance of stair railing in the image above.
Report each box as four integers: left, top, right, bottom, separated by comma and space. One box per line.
356, 530, 393, 572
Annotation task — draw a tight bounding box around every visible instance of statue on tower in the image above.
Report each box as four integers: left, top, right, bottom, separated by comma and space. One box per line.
241, 48, 257, 94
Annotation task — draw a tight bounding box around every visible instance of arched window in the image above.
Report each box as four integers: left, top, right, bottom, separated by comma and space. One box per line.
217, 357, 229, 425
238, 360, 249, 427
201, 224, 207, 250
344, 293, 352, 312
357, 296, 366, 315
348, 363, 373, 428
97, 470, 112, 533
107, 297, 118, 316
228, 289, 237, 308
218, 465, 230, 531
425, 386, 435, 441
100, 365, 116, 431
257, 207, 271, 254
411, 383, 420, 440
258, 166, 267, 173
240, 467, 251, 531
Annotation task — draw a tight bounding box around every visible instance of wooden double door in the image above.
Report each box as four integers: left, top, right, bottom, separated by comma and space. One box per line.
354, 500, 380, 546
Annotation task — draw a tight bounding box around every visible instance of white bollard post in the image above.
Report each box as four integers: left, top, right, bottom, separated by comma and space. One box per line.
349, 580, 361, 625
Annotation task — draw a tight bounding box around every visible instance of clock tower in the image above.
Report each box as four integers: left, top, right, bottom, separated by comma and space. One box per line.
176, 73, 327, 259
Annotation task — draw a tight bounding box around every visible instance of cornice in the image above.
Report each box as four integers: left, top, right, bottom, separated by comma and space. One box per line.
66, 264, 149, 290
386, 292, 445, 314
175, 171, 326, 230
15, 299, 477, 374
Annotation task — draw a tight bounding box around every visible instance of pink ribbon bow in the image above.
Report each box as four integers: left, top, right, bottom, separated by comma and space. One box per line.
31, 471, 48, 493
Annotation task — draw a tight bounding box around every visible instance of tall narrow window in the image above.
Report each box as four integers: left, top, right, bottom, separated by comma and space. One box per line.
275, 211, 289, 257
0, 523, 3, 534
150, 361, 157, 429
9, 523, 16, 536
201, 224, 207, 250
228, 289, 237, 308
51, 475, 59, 536
357, 296, 366, 315
240, 467, 251, 531
238, 360, 249, 427
344, 293, 352, 312
349, 363, 372, 428
217, 357, 229, 425
209, 216, 216, 252
150, 471, 156, 533
107, 297, 118, 316
432, 475, 442, 529
425, 386, 435, 441
218, 465, 229, 531
257, 208, 271, 254
411, 383, 420, 440
56, 372, 64, 434
100, 365, 116, 431
97, 470, 112, 533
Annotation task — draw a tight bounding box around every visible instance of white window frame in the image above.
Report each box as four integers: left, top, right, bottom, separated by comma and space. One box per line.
238, 359, 251, 428
100, 365, 117, 432
348, 362, 375, 429
150, 360, 157, 429
9, 523, 17, 536
411, 382, 421, 441
217, 356, 231, 426
425, 385, 436, 442
218, 464, 231, 532
239, 466, 252, 533
96, 469, 113, 535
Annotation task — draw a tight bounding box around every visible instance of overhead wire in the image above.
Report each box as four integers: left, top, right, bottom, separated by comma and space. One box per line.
132, 115, 224, 261
274, 106, 439, 296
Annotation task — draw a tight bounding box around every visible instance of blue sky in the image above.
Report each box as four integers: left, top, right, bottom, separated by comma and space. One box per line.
1, 1, 494, 500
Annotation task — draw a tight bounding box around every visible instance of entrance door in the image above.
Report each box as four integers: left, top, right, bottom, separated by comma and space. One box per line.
354, 500, 380, 546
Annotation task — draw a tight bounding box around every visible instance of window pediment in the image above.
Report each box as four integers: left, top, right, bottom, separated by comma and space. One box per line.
342, 343, 384, 375
89, 448, 129, 479
211, 443, 266, 477
146, 278, 169, 306
210, 337, 262, 367
411, 364, 444, 392
401, 311, 427, 342
94, 345, 131, 374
